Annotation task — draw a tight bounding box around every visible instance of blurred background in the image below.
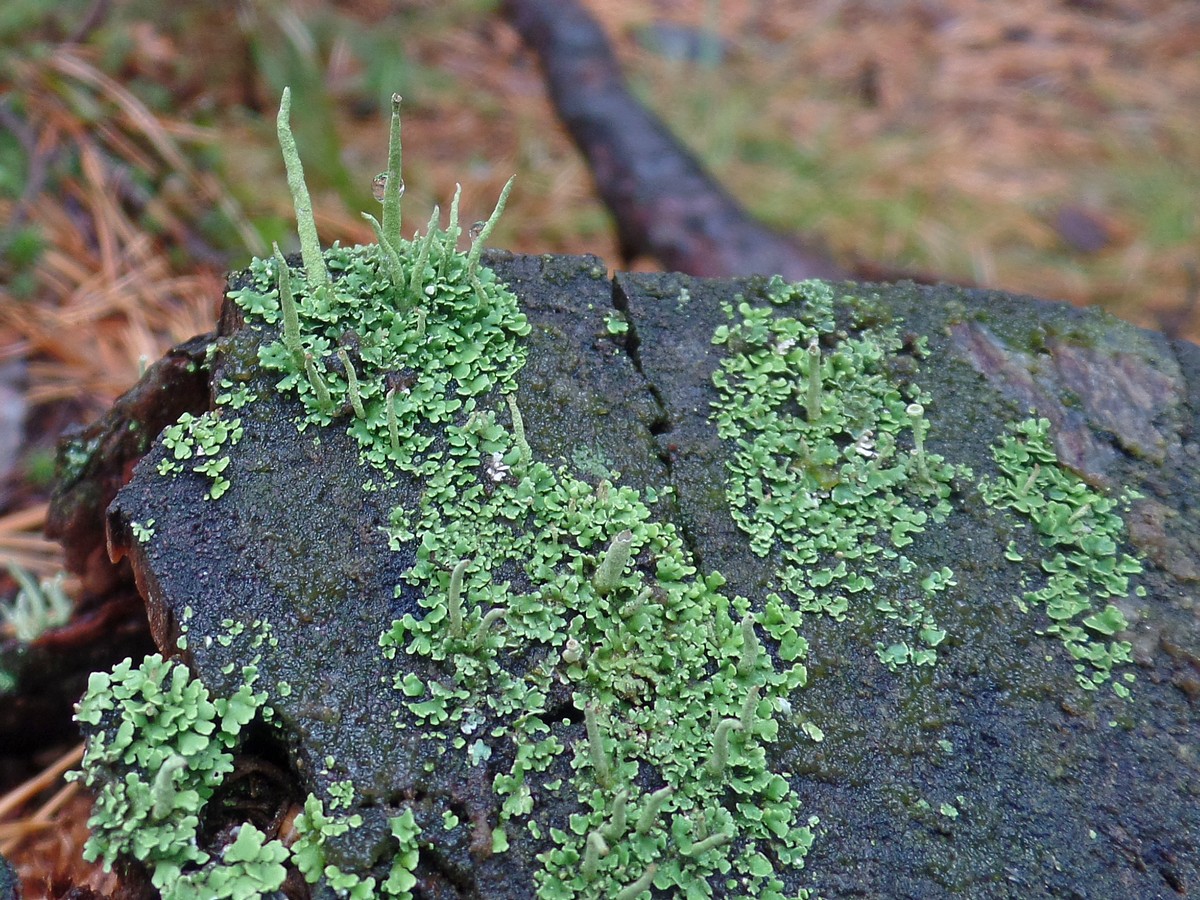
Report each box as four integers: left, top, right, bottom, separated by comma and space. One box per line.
0, 0, 1197, 889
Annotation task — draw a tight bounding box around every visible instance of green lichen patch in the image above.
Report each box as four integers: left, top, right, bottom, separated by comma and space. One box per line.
67, 653, 274, 898
155, 411, 244, 500
289, 795, 421, 900
709, 277, 967, 669
92, 88, 820, 898
981, 417, 1141, 695
74, 78, 1200, 899
168, 824, 289, 900
207, 91, 818, 899
381, 451, 815, 898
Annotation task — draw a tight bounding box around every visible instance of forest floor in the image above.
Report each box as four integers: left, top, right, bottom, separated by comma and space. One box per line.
1, 0, 1197, 894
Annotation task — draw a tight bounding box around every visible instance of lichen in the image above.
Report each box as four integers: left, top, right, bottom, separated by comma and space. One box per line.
220, 91, 817, 897
68, 654, 275, 899
709, 277, 967, 669
2, 563, 72, 642
77, 78, 1153, 899
154, 411, 243, 500
980, 417, 1141, 695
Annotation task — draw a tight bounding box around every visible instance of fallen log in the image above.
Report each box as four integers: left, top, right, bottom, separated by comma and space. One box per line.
501, 0, 847, 281
33, 89, 1200, 900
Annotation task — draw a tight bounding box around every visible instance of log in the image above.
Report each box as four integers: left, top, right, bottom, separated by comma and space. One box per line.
51, 248, 1197, 898
501, 0, 847, 281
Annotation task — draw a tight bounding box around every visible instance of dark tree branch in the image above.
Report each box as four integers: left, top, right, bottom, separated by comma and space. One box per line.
501, 0, 847, 281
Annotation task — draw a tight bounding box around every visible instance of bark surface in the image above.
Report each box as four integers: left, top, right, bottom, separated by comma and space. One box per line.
49, 254, 1200, 898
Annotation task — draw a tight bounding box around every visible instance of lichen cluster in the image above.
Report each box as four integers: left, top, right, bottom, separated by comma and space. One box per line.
68, 654, 278, 899
155, 411, 244, 500
70, 83, 1152, 900
710, 280, 962, 669
219, 90, 818, 898
378, 449, 815, 898
981, 417, 1141, 695
70, 645, 424, 900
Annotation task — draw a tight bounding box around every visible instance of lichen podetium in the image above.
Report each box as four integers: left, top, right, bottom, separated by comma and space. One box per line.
73, 79, 1148, 899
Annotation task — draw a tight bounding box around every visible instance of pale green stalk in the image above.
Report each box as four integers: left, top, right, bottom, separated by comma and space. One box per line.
593, 530, 633, 596
466, 175, 514, 276
448, 559, 468, 638
581, 831, 608, 881
736, 614, 759, 676
304, 355, 334, 414
602, 789, 628, 842
585, 703, 613, 788
635, 786, 673, 835
806, 337, 822, 423
386, 388, 400, 456
272, 243, 304, 367
408, 205, 441, 299
615, 865, 658, 900
381, 93, 404, 246
276, 88, 328, 294
504, 393, 530, 463
337, 349, 365, 419
362, 213, 405, 289
706, 718, 742, 776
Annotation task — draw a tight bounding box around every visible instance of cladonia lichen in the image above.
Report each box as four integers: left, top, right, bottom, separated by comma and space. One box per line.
707, 281, 1143, 695
980, 417, 1141, 695
76, 76, 1150, 899
81, 86, 818, 898
229, 88, 816, 899
709, 279, 965, 670
68, 654, 276, 898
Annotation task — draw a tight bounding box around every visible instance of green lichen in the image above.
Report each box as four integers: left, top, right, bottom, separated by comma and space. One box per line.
131, 519, 156, 543
2, 564, 71, 642
68, 654, 273, 899
709, 277, 968, 670
981, 417, 1141, 695
214, 90, 818, 898
70, 630, 428, 899
76, 74, 1158, 898
155, 411, 243, 500
168, 824, 289, 900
